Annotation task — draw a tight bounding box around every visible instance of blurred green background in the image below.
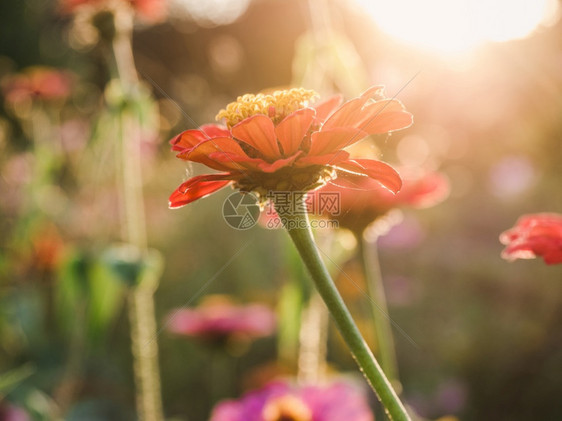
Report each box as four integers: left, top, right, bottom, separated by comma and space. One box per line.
1, 0, 561, 420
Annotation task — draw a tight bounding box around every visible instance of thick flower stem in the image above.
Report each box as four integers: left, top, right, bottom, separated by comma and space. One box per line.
277, 204, 410, 421
358, 235, 400, 387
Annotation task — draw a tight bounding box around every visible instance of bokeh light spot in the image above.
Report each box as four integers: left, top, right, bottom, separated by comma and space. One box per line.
355, 0, 560, 54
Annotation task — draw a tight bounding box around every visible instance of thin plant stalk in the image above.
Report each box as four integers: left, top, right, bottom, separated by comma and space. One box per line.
277, 200, 410, 421
358, 234, 400, 387
297, 291, 329, 384
110, 8, 164, 421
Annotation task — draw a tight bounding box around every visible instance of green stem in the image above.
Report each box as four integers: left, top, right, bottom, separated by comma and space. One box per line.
110, 11, 164, 421
358, 235, 400, 387
277, 204, 410, 421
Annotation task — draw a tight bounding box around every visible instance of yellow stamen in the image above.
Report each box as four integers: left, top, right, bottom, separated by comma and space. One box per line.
262, 395, 312, 421
216, 88, 318, 128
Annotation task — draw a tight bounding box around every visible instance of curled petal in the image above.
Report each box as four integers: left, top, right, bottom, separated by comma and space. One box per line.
178, 137, 252, 171
231, 115, 280, 160
169, 174, 233, 208
170, 124, 230, 151
275, 108, 315, 156
336, 159, 402, 194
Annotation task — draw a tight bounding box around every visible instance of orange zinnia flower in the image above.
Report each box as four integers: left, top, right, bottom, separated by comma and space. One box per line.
169, 86, 413, 208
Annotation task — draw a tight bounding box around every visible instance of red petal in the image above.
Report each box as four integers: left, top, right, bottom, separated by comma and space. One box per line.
177, 137, 252, 171
275, 108, 315, 156
336, 159, 402, 194
314, 95, 343, 123
170, 130, 206, 152
200, 124, 231, 137
169, 174, 233, 208
296, 150, 350, 166
170, 124, 229, 152
231, 115, 280, 160
257, 152, 302, 173
322, 96, 369, 130
322, 85, 412, 136
359, 100, 413, 134
308, 127, 367, 156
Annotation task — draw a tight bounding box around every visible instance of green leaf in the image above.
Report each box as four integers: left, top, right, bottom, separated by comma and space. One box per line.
0, 363, 35, 395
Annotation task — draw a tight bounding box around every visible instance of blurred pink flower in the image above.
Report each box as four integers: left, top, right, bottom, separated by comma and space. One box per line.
166, 296, 275, 343
310, 169, 449, 233
59, 0, 167, 22
500, 213, 562, 265
210, 380, 373, 421
0, 403, 31, 421
1, 67, 72, 105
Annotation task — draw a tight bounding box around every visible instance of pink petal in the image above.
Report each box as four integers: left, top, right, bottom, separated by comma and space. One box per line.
169, 174, 233, 208
336, 159, 402, 194
275, 108, 315, 156
231, 115, 280, 160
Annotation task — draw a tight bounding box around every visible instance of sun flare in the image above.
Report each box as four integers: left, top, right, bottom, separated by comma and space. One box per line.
357, 0, 559, 54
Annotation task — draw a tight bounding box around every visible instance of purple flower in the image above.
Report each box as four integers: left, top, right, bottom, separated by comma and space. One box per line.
210, 380, 374, 421
166, 296, 275, 344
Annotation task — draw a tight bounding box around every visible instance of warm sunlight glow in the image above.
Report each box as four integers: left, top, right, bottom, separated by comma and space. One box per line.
356, 0, 559, 54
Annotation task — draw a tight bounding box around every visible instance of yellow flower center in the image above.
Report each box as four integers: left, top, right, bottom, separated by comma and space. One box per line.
216, 88, 318, 128
262, 395, 312, 421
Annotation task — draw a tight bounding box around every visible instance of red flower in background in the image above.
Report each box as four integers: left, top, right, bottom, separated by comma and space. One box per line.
500, 213, 562, 265
31, 224, 66, 273
60, 0, 166, 22
169, 86, 413, 208
1, 67, 72, 105
310, 169, 449, 233
166, 296, 276, 344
